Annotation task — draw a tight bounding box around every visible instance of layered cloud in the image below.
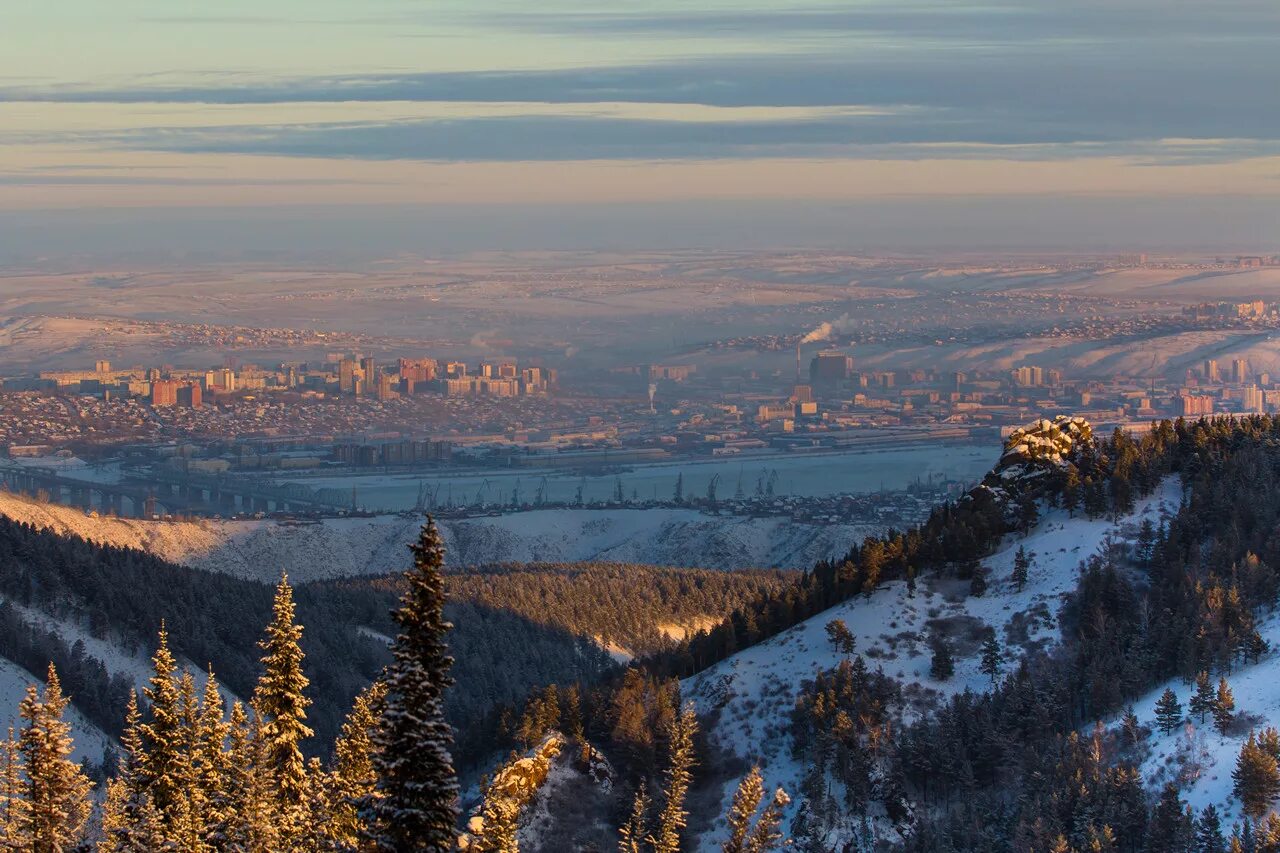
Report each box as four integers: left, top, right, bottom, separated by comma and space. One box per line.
2, 0, 1279, 215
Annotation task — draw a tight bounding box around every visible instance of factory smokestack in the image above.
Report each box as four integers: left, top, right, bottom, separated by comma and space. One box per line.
796, 342, 802, 384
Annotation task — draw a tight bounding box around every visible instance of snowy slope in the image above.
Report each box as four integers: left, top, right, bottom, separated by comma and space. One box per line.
1125, 605, 1280, 828
0, 491, 881, 579
0, 594, 243, 772
0, 657, 115, 767
683, 479, 1182, 850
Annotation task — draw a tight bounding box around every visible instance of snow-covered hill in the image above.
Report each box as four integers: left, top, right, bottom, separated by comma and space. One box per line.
684, 478, 1182, 850
1127, 605, 1280, 827
0, 491, 881, 579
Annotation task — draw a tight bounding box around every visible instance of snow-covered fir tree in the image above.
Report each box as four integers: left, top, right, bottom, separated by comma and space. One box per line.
325, 681, 386, 849
361, 517, 460, 852
651, 703, 697, 853
18, 664, 93, 850
253, 572, 315, 844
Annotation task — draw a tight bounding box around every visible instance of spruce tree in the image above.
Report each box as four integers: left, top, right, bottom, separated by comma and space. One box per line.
139, 624, 186, 829
99, 691, 165, 852
326, 681, 386, 848
175, 670, 205, 849
244, 709, 282, 852
651, 703, 698, 853
1189, 671, 1215, 724
1011, 546, 1030, 591
1233, 732, 1280, 818
968, 567, 988, 597
253, 573, 314, 839
206, 701, 257, 851
1213, 678, 1236, 735
1197, 804, 1226, 853
363, 518, 460, 852
19, 664, 92, 850
195, 669, 230, 849
979, 630, 1004, 686
929, 635, 955, 681
1146, 783, 1193, 853
1154, 688, 1184, 735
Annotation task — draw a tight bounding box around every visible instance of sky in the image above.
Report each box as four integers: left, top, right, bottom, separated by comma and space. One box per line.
2, 0, 1279, 254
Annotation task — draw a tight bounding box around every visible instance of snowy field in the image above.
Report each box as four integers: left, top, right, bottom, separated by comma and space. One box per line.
275, 443, 997, 511
684, 478, 1182, 850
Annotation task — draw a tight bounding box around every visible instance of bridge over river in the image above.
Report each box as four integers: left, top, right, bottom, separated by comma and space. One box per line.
0, 465, 354, 518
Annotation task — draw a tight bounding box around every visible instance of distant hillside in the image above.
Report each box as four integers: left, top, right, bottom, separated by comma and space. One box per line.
0, 490, 882, 577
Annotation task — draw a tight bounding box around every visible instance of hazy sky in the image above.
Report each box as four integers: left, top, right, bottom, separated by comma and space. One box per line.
3, 1, 1279, 252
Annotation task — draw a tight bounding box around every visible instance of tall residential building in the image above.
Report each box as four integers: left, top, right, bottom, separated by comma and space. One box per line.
338, 357, 356, 394
176, 383, 202, 409
1012, 365, 1045, 387
95, 360, 111, 374
1203, 359, 1220, 383
1180, 394, 1215, 417
1232, 358, 1249, 384
151, 379, 180, 407
1243, 384, 1265, 413
398, 358, 437, 383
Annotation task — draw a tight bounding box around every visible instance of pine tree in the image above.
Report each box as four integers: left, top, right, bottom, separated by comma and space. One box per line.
1146, 783, 1193, 853
979, 630, 1004, 686
969, 567, 988, 597
651, 703, 697, 853
326, 681, 386, 848
1121, 706, 1144, 748
745, 787, 789, 853
619, 780, 650, 853
929, 635, 954, 681
1011, 546, 1031, 591
253, 573, 315, 841
1154, 688, 1184, 735
723, 767, 765, 853
1213, 678, 1236, 735
1189, 671, 1215, 724
1233, 732, 1280, 818
363, 518, 460, 852
1197, 804, 1226, 853
0, 728, 27, 848
19, 664, 92, 851
824, 620, 856, 655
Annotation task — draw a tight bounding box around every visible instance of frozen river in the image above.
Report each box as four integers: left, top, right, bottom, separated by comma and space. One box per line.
272, 443, 999, 511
